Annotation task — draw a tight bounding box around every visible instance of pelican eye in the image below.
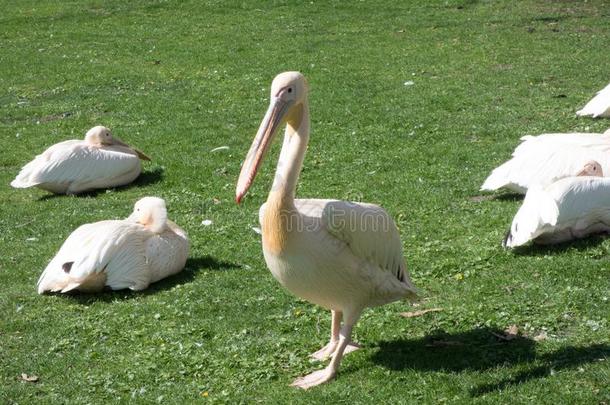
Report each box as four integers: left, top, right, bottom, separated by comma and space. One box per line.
287, 88, 292, 93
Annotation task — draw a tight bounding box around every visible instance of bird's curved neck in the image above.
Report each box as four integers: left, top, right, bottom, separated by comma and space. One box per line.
85, 136, 100, 146
262, 100, 309, 254
267, 101, 310, 210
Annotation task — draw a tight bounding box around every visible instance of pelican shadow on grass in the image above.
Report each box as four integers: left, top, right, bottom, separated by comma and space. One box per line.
371, 328, 609, 397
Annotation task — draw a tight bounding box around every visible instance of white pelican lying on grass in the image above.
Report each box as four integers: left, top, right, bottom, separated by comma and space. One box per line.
37, 197, 189, 293
236, 72, 417, 389
503, 161, 609, 247
481, 129, 610, 194
11, 126, 151, 194
577, 83, 610, 118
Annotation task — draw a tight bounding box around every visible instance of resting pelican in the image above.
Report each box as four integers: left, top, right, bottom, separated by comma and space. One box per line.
577, 83, 610, 118
481, 129, 610, 194
236, 72, 417, 389
11, 125, 151, 194
37, 197, 189, 293
503, 161, 607, 247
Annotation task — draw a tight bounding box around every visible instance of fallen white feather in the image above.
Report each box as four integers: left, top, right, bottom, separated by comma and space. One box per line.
201, 219, 213, 226
210, 146, 230, 152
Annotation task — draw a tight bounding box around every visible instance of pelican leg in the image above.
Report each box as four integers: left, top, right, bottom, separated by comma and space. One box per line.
311, 310, 361, 361
310, 310, 341, 360
292, 310, 360, 389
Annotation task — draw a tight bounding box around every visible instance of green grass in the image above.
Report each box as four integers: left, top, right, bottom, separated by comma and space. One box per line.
1, 0, 609, 403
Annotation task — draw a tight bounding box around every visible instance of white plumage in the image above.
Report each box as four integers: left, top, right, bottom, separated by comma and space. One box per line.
576, 83, 610, 118
481, 130, 610, 194
37, 197, 189, 294
236, 72, 417, 389
504, 162, 609, 248
258, 199, 413, 310
11, 126, 150, 194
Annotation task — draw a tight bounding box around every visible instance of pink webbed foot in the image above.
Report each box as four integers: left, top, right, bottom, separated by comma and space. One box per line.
311, 341, 360, 361
310, 341, 338, 361
291, 366, 336, 389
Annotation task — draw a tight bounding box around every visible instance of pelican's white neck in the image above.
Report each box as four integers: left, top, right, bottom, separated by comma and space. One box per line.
85, 133, 101, 146
268, 102, 310, 207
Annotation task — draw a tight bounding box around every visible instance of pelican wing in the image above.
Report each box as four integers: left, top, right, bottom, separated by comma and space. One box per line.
505, 177, 610, 247
514, 132, 610, 155
145, 220, 190, 284
481, 143, 610, 193
576, 83, 610, 118
37, 220, 151, 293
12, 140, 78, 186
295, 199, 413, 287
550, 177, 610, 228
12, 142, 140, 193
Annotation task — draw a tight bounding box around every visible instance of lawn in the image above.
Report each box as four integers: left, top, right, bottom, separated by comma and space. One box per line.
1, 0, 609, 403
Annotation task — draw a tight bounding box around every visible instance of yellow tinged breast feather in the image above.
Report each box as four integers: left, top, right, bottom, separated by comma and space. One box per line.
262, 195, 291, 255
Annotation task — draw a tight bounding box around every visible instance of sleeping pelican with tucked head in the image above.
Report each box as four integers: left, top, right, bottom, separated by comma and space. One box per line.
481, 129, 610, 194
503, 160, 608, 248
11, 125, 151, 194
236, 72, 417, 389
37, 197, 189, 294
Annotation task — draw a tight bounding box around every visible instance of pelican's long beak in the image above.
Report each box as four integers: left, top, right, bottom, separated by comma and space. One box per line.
236, 96, 290, 204
133, 148, 152, 161
112, 137, 152, 161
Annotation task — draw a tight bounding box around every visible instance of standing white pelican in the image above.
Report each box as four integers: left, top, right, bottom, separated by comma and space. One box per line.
481, 129, 610, 194
37, 197, 189, 293
503, 161, 608, 247
11, 126, 151, 194
577, 83, 610, 118
236, 72, 417, 389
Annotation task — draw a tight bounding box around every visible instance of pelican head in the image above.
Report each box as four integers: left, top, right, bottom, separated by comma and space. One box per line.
236, 72, 308, 204
129, 196, 168, 233
85, 125, 151, 161
577, 160, 603, 177
85, 126, 115, 145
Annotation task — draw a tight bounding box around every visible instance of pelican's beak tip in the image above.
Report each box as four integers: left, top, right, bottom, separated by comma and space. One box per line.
139, 152, 152, 161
